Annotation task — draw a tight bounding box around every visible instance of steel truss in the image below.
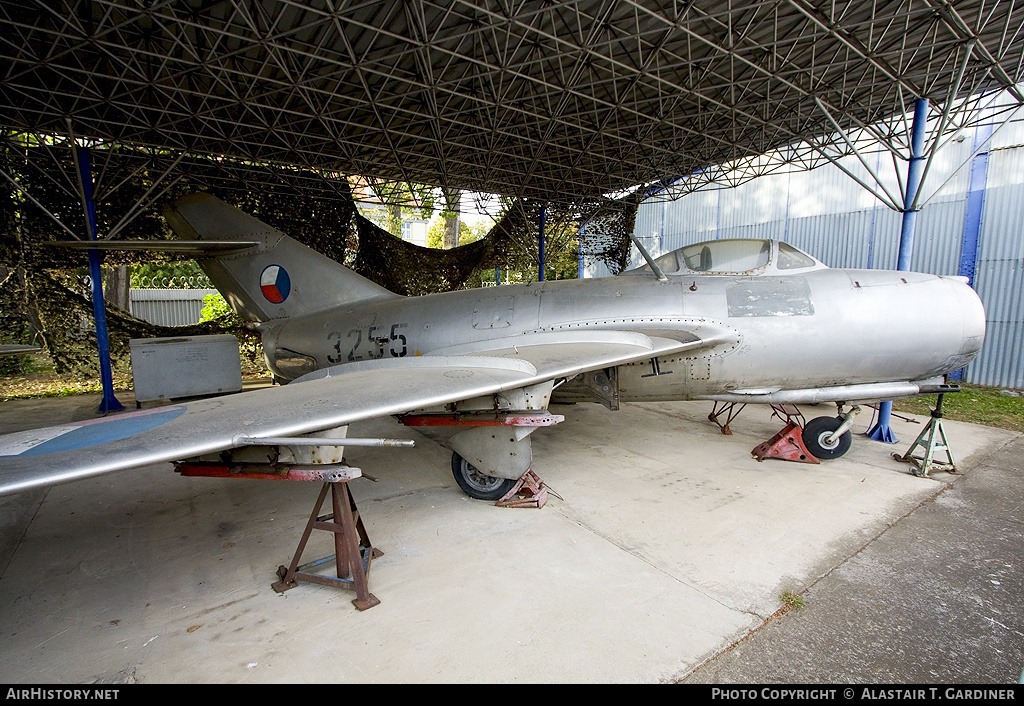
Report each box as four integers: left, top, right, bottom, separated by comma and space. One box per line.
1, 1, 1022, 208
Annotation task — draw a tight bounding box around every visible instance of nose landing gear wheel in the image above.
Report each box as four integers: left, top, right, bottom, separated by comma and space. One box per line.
451, 452, 517, 500
802, 416, 853, 460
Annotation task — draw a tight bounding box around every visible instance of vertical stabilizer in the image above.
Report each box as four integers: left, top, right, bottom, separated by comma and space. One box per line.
165, 194, 396, 323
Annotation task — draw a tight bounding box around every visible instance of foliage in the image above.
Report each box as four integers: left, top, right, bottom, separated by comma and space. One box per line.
545, 236, 580, 280
199, 292, 234, 322
357, 181, 437, 237
426, 217, 489, 249
0, 353, 32, 376
779, 590, 806, 611
0, 280, 37, 375
132, 260, 209, 288
0, 375, 128, 401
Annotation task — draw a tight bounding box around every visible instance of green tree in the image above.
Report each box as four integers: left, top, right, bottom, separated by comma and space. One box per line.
426, 217, 488, 249
546, 237, 580, 280
359, 181, 437, 237
199, 292, 234, 322
132, 260, 209, 288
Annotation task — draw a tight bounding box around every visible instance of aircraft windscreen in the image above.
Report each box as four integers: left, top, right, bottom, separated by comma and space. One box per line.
777, 242, 819, 270
681, 240, 771, 273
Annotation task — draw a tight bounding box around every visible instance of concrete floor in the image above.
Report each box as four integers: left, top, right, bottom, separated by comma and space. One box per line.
0, 389, 1019, 683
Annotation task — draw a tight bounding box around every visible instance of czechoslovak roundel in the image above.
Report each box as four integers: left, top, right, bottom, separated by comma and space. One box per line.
260, 264, 291, 303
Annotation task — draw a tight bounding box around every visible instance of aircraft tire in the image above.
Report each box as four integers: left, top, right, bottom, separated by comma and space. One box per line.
451, 452, 517, 501
802, 416, 853, 460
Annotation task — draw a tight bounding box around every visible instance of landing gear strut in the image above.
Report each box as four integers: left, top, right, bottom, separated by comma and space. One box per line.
752, 404, 860, 463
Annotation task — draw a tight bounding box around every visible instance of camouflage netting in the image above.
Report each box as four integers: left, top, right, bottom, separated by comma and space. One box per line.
0, 267, 263, 375
355, 193, 640, 294
357, 201, 537, 295
579, 194, 643, 275
0, 138, 638, 375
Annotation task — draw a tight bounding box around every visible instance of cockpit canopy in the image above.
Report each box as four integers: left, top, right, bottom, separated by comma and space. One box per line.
622, 239, 827, 276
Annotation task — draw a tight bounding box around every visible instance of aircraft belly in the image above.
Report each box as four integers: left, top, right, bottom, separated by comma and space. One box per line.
616, 360, 693, 401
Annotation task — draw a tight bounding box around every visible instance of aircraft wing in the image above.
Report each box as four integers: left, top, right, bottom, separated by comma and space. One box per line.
0, 329, 721, 496
423, 329, 715, 378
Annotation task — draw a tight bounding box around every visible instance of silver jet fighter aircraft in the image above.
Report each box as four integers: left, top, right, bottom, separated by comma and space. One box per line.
0, 194, 985, 499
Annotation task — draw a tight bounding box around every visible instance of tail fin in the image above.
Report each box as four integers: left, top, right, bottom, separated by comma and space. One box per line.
164, 194, 396, 323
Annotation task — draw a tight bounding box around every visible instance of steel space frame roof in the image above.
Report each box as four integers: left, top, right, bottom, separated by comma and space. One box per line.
1, 1, 1023, 205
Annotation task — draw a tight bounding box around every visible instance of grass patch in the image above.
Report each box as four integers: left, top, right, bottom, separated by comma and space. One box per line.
893, 384, 1024, 434
779, 590, 805, 611
0, 375, 128, 401
0, 350, 268, 402
0, 352, 131, 402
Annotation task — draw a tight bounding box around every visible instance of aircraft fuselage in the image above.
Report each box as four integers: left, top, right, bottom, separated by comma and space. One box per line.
261, 261, 985, 407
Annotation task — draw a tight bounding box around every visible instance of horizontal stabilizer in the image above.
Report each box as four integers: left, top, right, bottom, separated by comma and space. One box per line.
0, 345, 40, 356
47, 240, 257, 255
164, 194, 396, 322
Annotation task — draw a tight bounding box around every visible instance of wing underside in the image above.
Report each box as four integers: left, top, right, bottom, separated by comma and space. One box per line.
0, 330, 712, 496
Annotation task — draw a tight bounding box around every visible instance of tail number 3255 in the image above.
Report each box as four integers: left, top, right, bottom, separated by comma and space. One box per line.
327, 323, 408, 363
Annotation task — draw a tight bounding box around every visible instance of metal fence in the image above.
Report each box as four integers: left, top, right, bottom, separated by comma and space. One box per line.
128, 289, 218, 327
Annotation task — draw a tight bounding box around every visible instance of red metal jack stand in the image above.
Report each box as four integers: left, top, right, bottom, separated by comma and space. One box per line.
271, 479, 383, 610
496, 469, 549, 508
709, 401, 747, 435
751, 421, 820, 464
175, 462, 382, 610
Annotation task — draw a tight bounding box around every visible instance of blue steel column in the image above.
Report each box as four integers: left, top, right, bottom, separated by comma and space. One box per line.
77, 149, 124, 414
869, 98, 928, 443
949, 113, 992, 381
538, 205, 546, 281
577, 223, 585, 278
958, 119, 992, 287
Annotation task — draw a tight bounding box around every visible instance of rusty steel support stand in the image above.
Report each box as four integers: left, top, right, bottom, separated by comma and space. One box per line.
751, 421, 820, 464
496, 469, 551, 508
709, 401, 746, 435
750, 404, 821, 464
272, 480, 383, 610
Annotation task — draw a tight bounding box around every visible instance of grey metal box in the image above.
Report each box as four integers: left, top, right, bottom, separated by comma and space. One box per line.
130, 334, 243, 403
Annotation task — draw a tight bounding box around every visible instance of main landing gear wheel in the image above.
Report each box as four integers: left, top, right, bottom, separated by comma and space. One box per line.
451, 452, 517, 501
802, 416, 853, 460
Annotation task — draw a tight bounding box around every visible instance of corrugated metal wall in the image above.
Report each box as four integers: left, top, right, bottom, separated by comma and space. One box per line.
603, 117, 1024, 390
129, 289, 218, 328
971, 146, 1024, 388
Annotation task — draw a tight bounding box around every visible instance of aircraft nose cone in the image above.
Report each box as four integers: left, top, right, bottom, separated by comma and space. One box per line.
953, 278, 986, 363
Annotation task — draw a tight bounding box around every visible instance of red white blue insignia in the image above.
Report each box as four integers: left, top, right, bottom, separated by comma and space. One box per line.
260, 264, 290, 303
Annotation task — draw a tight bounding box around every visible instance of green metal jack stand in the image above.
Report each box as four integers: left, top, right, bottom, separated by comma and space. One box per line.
893, 394, 956, 477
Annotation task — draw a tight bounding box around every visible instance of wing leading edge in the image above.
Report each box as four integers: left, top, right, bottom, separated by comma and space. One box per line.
0, 330, 716, 496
